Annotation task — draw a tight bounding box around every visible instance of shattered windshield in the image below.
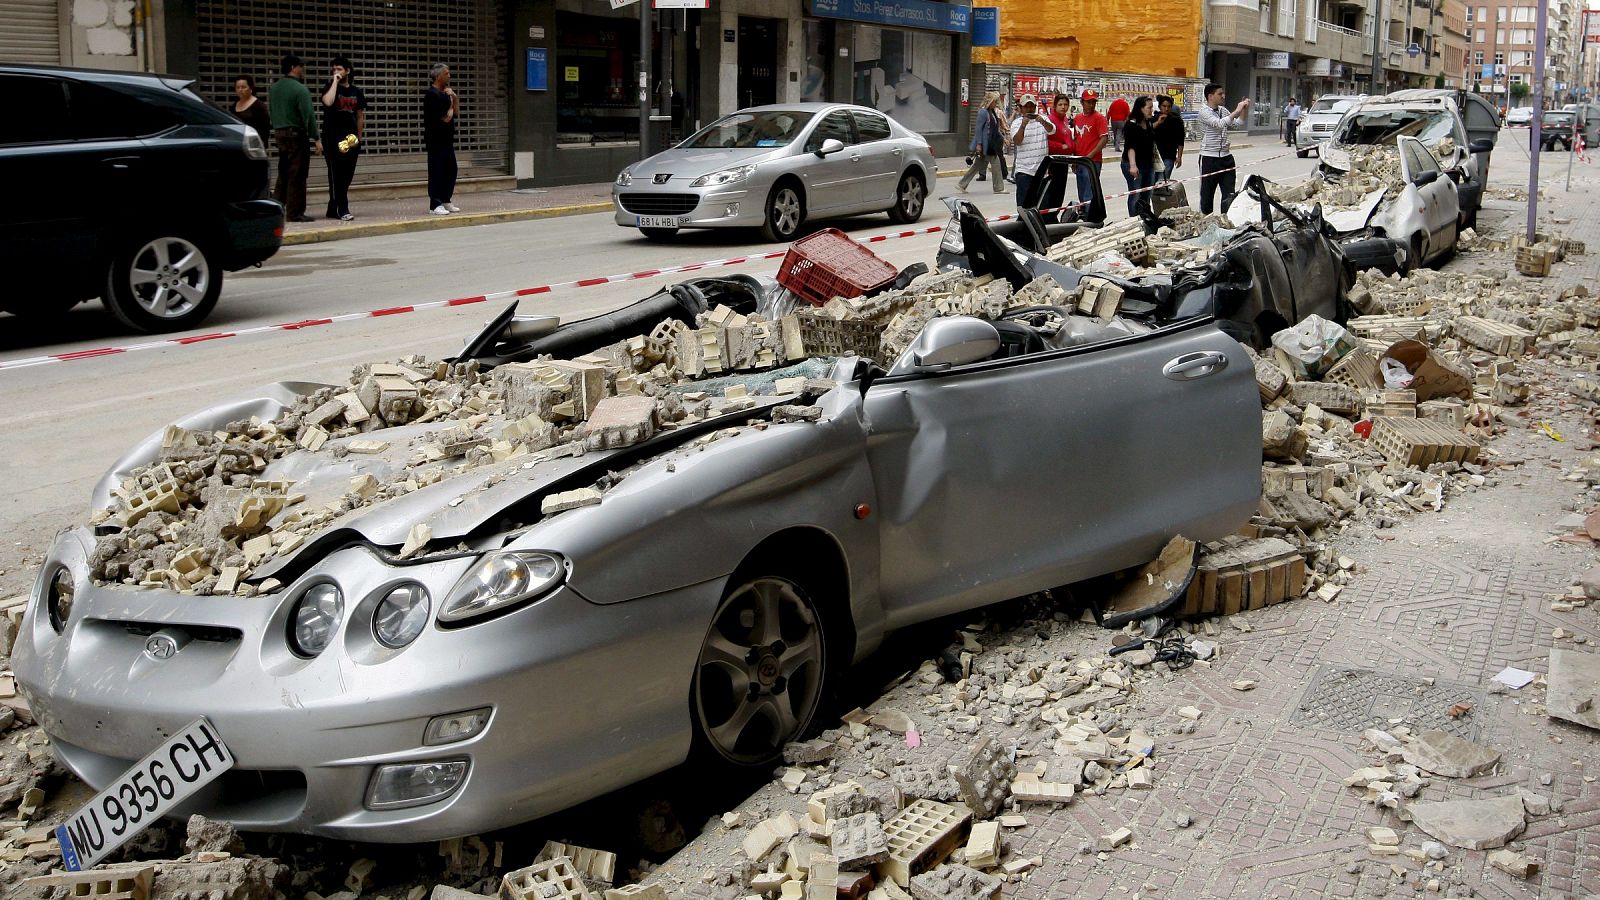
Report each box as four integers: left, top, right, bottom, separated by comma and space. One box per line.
1311, 98, 1356, 114
679, 111, 816, 149
1336, 109, 1455, 147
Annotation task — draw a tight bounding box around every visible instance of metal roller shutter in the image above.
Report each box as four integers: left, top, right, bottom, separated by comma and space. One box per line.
0, 0, 63, 65
194, 0, 509, 186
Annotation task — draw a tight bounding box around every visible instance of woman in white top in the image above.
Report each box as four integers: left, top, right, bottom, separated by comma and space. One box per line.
1009, 94, 1055, 209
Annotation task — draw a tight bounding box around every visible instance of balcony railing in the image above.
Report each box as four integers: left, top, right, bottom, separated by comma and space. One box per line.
1315, 19, 1364, 38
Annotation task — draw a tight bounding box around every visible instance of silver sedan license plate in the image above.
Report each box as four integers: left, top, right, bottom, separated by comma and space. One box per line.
637, 215, 686, 228
56, 717, 234, 871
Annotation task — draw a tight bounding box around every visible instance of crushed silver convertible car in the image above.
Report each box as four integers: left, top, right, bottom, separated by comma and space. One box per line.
15, 272, 1261, 842
612, 103, 937, 241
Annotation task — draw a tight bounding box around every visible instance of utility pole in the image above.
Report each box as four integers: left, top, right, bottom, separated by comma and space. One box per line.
1371, 0, 1386, 92
639, 0, 652, 160
1528, 0, 1546, 241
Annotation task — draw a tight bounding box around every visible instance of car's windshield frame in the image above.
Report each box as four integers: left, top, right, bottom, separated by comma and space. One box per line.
1336, 107, 1455, 147
1311, 98, 1356, 114
677, 110, 818, 150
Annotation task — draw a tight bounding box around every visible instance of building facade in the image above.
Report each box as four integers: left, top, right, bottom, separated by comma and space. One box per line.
1463, 0, 1581, 105
1204, 0, 1380, 133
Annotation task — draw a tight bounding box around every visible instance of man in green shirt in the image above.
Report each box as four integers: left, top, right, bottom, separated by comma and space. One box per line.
269, 53, 322, 221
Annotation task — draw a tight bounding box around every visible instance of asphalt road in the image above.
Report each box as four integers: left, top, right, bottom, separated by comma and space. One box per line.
0, 142, 1318, 596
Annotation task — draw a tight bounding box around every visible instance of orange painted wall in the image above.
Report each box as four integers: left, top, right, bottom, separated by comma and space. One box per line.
971, 0, 1203, 77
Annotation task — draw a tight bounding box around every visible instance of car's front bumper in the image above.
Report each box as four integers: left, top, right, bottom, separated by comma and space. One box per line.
219, 199, 285, 270
1297, 127, 1336, 151
14, 532, 722, 842
610, 183, 768, 229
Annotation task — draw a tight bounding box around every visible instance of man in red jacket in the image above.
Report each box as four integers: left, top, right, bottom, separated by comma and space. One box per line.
1108, 95, 1130, 152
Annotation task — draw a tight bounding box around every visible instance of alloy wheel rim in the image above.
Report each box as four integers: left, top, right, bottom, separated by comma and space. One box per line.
128, 237, 209, 318
901, 178, 924, 217
694, 577, 824, 764
773, 190, 800, 236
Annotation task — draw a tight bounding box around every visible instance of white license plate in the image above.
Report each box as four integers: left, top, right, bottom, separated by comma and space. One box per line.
57, 717, 234, 871
637, 215, 687, 228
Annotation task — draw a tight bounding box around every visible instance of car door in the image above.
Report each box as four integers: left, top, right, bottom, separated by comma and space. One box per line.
0, 74, 96, 299
861, 317, 1260, 626
1398, 136, 1455, 254
799, 110, 860, 214
847, 109, 900, 211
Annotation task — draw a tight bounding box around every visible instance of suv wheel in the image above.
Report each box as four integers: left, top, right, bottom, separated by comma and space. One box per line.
105, 235, 222, 333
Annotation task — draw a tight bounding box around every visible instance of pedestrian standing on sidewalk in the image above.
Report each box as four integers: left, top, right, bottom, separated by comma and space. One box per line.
1153, 94, 1186, 182
1108, 95, 1130, 151
957, 92, 1007, 193
1068, 90, 1109, 206
1284, 96, 1302, 147
1197, 83, 1249, 215
1120, 96, 1157, 217
269, 53, 321, 222
1010, 94, 1055, 208
320, 56, 367, 221
425, 63, 460, 215
230, 75, 271, 147
1046, 93, 1073, 156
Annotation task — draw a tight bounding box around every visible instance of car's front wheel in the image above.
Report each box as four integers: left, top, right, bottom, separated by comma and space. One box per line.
888, 170, 926, 224
691, 574, 827, 768
760, 183, 805, 243
105, 234, 222, 333
639, 227, 679, 240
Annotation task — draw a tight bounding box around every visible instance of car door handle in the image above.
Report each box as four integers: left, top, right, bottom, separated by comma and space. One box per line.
1163, 351, 1230, 380
103, 156, 140, 171
851, 155, 862, 163
892, 147, 903, 154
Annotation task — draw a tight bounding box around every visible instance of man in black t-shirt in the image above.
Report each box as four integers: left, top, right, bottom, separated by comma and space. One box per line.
424, 63, 459, 215
1153, 94, 1187, 183
321, 56, 368, 220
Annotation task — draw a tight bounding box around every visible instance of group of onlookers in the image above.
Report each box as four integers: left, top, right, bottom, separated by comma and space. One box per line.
959, 83, 1252, 219
228, 56, 461, 222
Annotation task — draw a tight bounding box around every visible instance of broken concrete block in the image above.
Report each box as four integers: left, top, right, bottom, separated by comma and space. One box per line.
1288, 381, 1359, 415
22, 866, 155, 900
1407, 795, 1526, 850
534, 841, 616, 886
584, 396, 658, 451
1366, 826, 1399, 846
808, 781, 869, 824
501, 856, 597, 900
542, 488, 603, 515
742, 812, 799, 861
492, 364, 559, 420
749, 872, 788, 894
783, 738, 837, 766
880, 799, 971, 887
335, 391, 370, 425
346, 858, 377, 894
947, 735, 1014, 819
962, 821, 1000, 868
1486, 848, 1538, 879
298, 424, 329, 451
346, 438, 389, 454
1546, 648, 1600, 731
1008, 774, 1073, 805
399, 523, 432, 559
1126, 768, 1154, 790
831, 813, 889, 869
805, 853, 838, 900
357, 375, 420, 424
1096, 827, 1133, 852
1400, 729, 1501, 778
772, 404, 823, 424
907, 864, 1000, 900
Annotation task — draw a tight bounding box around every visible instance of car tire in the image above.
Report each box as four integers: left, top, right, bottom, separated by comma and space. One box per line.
105, 233, 222, 333
887, 170, 926, 224
639, 227, 679, 240
690, 573, 829, 769
760, 182, 805, 243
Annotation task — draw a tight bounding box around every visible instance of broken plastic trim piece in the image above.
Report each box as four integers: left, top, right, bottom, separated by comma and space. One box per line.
1093, 536, 1200, 629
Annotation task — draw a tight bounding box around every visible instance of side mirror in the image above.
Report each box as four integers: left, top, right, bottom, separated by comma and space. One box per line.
816, 138, 845, 157
895, 316, 1001, 374
1411, 169, 1441, 187
1469, 139, 1494, 153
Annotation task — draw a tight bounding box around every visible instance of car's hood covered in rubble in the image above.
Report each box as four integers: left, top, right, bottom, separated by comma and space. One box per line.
92, 382, 793, 582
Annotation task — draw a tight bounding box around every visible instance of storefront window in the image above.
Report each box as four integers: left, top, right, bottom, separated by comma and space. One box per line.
851, 25, 952, 134
801, 19, 832, 103
555, 11, 641, 145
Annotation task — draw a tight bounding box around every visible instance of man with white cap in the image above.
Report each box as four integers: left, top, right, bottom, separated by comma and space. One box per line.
1009, 93, 1055, 208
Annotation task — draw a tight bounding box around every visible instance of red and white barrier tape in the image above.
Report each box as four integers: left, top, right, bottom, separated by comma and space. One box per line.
1, 150, 1297, 373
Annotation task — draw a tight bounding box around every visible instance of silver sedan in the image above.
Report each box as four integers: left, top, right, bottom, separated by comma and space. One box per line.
612, 103, 937, 241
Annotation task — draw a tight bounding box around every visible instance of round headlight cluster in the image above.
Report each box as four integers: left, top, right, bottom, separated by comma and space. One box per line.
373, 584, 430, 649
439, 551, 565, 624
45, 567, 75, 634
289, 583, 344, 658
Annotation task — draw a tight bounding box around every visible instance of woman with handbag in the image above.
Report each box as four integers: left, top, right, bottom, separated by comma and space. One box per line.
957, 92, 1007, 193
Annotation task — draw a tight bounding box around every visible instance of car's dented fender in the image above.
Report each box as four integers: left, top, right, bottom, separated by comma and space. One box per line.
538, 385, 889, 661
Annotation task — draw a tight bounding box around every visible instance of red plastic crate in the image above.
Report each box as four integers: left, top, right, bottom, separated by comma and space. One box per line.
776, 228, 900, 307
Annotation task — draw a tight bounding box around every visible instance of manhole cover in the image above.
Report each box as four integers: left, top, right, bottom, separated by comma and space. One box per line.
1290, 667, 1484, 740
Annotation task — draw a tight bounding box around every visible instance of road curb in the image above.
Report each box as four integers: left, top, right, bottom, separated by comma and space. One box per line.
282, 201, 615, 246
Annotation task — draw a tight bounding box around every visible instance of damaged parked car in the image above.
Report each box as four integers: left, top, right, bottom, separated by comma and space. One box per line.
15, 257, 1262, 844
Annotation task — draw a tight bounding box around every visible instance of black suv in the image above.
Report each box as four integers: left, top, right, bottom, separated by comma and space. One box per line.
0, 66, 283, 332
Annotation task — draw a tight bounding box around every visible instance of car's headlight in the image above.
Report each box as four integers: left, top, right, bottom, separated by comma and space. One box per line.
43, 565, 75, 634
690, 165, 758, 188
373, 583, 430, 648
288, 582, 344, 658
615, 170, 633, 186
242, 128, 268, 161
438, 551, 565, 625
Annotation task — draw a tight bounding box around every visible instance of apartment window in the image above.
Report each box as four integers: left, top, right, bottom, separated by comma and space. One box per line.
1477, 5, 1487, 20
1496, 7, 1506, 20
1474, 50, 1485, 65
1496, 28, 1506, 43
1509, 72, 1524, 83
1494, 50, 1505, 64
1511, 50, 1532, 66
1511, 28, 1532, 44
1464, 6, 1473, 20
1474, 27, 1485, 42
1511, 7, 1533, 21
